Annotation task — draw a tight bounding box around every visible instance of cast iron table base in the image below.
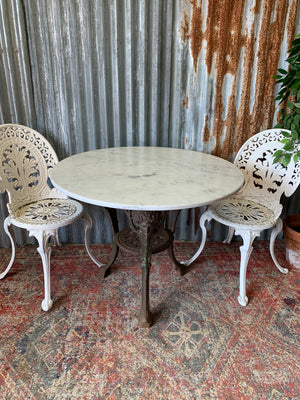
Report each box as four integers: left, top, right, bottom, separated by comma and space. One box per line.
99, 208, 181, 327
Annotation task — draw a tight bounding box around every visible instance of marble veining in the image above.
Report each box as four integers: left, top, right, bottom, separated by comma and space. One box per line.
50, 147, 244, 210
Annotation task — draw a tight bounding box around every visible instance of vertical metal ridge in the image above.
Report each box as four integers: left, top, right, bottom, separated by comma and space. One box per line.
123, 0, 133, 146
0, 0, 35, 125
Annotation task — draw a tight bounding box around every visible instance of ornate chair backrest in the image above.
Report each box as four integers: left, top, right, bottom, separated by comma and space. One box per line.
0, 124, 64, 214
234, 129, 300, 218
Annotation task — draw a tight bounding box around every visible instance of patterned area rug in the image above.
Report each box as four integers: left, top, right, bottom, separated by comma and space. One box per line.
0, 241, 299, 399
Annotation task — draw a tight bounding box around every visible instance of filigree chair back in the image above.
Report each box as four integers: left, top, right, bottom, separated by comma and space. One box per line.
0, 124, 63, 213
234, 129, 300, 218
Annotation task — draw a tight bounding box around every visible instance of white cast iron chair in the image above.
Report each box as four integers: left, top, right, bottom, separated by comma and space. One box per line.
0, 124, 99, 311
183, 129, 300, 306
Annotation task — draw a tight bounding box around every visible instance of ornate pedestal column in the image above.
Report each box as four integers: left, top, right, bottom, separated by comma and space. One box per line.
125, 210, 166, 327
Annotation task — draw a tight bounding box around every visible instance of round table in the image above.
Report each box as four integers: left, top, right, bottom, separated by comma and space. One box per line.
50, 146, 244, 326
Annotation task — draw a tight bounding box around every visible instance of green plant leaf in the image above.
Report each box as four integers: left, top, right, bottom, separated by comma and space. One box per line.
282, 153, 292, 167
273, 32, 300, 167
291, 37, 300, 45
293, 114, 300, 125
282, 114, 292, 128
283, 141, 295, 151
291, 81, 300, 90
282, 75, 294, 85
278, 68, 287, 75
281, 131, 291, 138
273, 149, 284, 157
293, 153, 299, 164
291, 128, 299, 140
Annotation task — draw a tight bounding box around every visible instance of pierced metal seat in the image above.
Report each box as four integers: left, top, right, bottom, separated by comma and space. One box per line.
183, 129, 300, 306
0, 124, 96, 311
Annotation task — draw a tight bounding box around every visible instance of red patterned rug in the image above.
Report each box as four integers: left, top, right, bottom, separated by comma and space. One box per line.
0, 241, 299, 399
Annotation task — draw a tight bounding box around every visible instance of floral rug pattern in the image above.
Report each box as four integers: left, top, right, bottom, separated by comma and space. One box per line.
0, 241, 299, 399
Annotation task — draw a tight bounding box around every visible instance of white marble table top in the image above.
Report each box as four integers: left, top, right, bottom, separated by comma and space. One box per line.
50, 146, 244, 211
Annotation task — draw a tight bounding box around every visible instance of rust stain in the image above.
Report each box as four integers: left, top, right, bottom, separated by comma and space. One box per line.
204, 0, 227, 76
244, 0, 297, 150
232, 31, 255, 153
261, 1, 290, 129
183, 95, 189, 109
253, 0, 262, 14
246, 1, 278, 140
222, 91, 237, 159
208, 0, 246, 158
180, 12, 190, 42
179, 0, 299, 159
190, 0, 203, 71
285, 0, 298, 45
202, 114, 210, 143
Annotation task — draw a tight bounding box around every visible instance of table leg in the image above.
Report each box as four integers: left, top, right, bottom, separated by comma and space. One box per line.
125, 210, 165, 327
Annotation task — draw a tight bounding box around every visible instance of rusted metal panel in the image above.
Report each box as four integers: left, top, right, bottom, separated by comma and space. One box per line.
178, 0, 299, 160
0, 0, 299, 247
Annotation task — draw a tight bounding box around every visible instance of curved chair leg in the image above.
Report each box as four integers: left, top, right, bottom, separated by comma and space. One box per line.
270, 218, 288, 274
224, 227, 235, 244
30, 230, 54, 311
181, 210, 212, 266
82, 212, 118, 276
0, 216, 16, 279
52, 229, 61, 247
236, 230, 260, 306
82, 212, 104, 268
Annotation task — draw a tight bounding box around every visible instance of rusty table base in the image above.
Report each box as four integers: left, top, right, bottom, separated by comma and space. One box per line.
98, 208, 181, 327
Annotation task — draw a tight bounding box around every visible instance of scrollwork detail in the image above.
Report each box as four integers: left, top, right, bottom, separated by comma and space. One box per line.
0, 125, 60, 212
125, 210, 166, 235
235, 129, 300, 211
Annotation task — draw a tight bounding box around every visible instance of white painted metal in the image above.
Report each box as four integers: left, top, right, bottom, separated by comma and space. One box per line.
0, 124, 101, 310
182, 129, 300, 306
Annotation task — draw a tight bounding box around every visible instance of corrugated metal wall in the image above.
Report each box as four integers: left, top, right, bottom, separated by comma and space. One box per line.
0, 0, 299, 247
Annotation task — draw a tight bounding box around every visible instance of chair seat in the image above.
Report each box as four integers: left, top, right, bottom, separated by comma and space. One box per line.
209, 196, 276, 229
12, 198, 83, 230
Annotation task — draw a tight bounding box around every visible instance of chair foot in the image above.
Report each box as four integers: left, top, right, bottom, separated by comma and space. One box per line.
238, 294, 248, 306
236, 229, 260, 308
41, 298, 53, 311
279, 267, 289, 274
